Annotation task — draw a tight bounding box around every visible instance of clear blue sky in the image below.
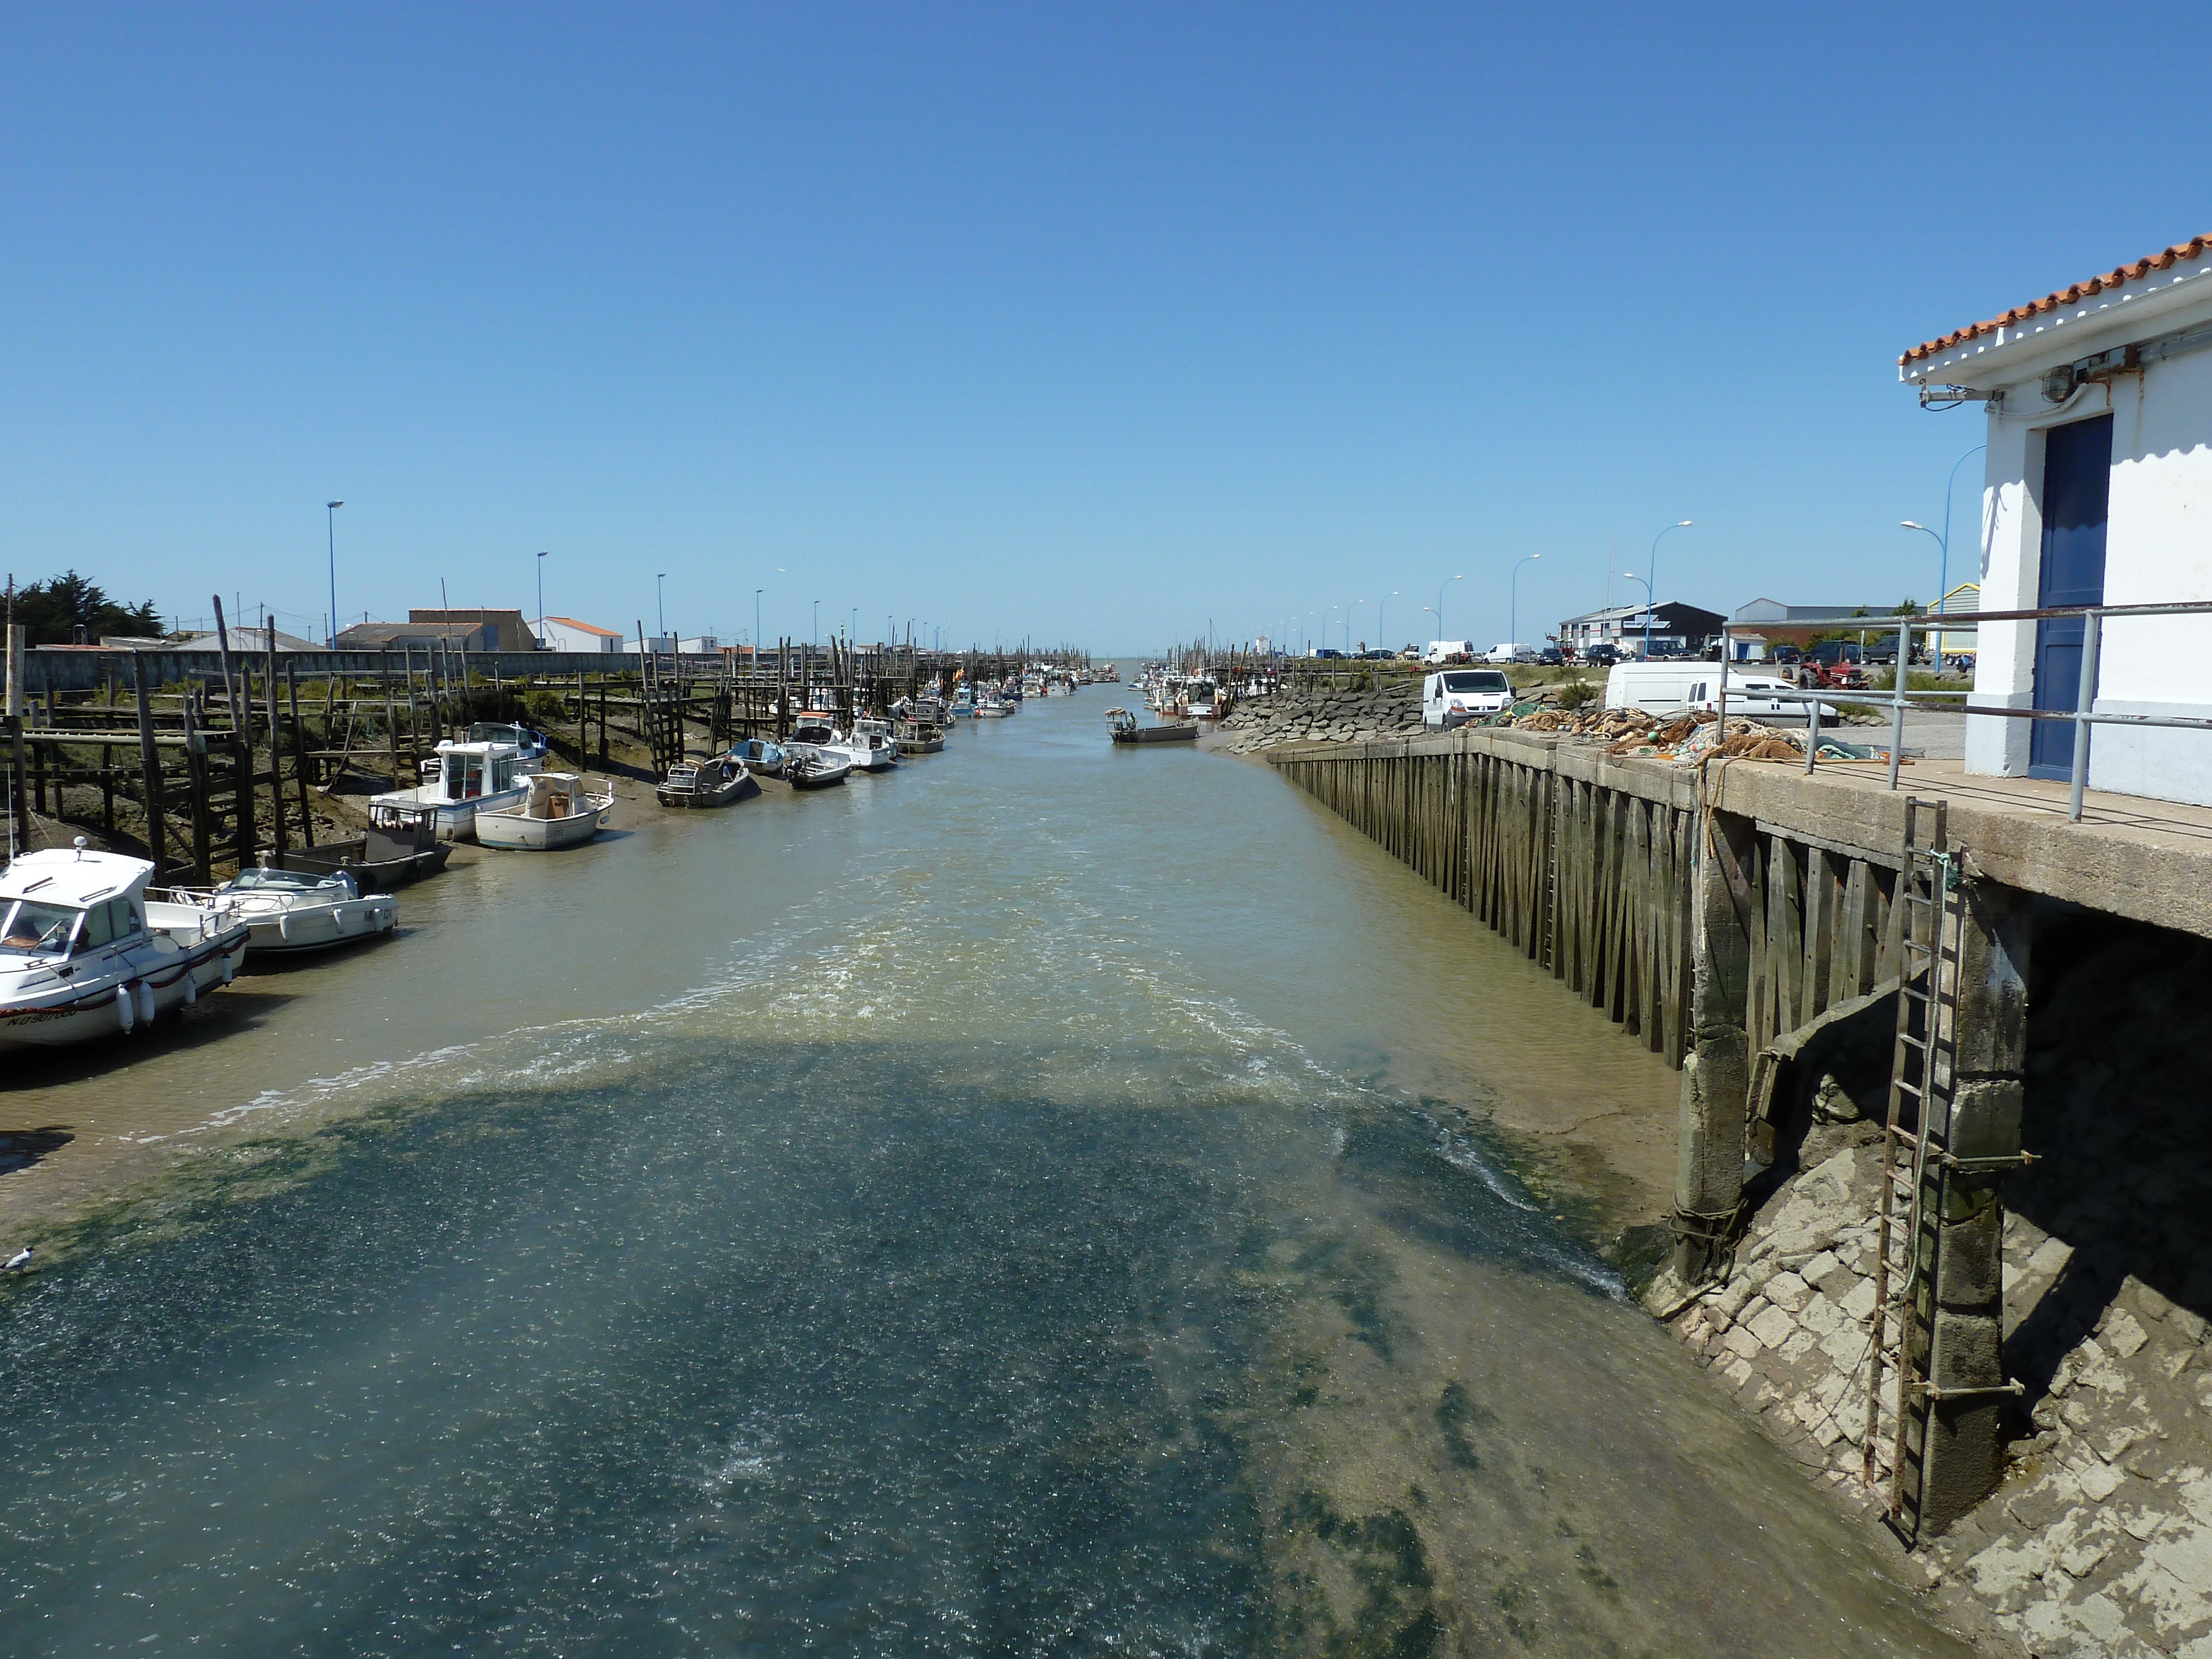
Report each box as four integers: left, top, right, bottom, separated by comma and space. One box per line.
4, 4, 2206, 655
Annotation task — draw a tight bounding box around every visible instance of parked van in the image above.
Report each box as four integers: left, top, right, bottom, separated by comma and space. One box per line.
1605, 662, 1839, 723
1484, 643, 1541, 665
1421, 639, 1479, 665
1422, 667, 1514, 728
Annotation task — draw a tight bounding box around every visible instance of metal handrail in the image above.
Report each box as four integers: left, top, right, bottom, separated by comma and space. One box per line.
1717, 599, 2212, 822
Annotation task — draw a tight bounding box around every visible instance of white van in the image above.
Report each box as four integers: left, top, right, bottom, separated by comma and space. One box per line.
1422, 667, 1514, 728
1421, 639, 1479, 665
1605, 662, 1838, 722
1485, 643, 1540, 665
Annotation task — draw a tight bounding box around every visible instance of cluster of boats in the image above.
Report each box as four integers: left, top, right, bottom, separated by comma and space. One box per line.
1, 674, 1095, 1052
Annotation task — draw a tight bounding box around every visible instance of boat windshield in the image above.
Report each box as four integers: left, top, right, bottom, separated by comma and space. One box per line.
0, 899, 80, 956
226, 868, 353, 896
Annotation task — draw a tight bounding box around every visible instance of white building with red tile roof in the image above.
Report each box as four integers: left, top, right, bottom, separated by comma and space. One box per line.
1898, 236, 2212, 806
535, 616, 627, 654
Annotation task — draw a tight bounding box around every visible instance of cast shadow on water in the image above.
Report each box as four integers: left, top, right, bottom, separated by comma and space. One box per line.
0, 987, 309, 1088
0, 1036, 1969, 1658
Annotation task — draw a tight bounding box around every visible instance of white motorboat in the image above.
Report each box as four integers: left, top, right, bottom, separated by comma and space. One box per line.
973, 696, 1011, 718
473, 773, 615, 850
0, 842, 249, 1050
371, 737, 533, 841
208, 864, 398, 956
846, 719, 902, 772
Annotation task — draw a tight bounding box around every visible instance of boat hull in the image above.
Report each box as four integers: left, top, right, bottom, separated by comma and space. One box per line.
0, 926, 248, 1050
236, 895, 399, 956
1110, 724, 1199, 744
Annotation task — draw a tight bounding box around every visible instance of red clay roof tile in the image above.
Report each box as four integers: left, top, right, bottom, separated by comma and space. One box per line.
1900, 235, 2212, 366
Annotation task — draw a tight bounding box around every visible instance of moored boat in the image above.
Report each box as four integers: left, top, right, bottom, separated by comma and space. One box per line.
278, 800, 451, 891
656, 752, 752, 808
371, 737, 534, 841
208, 865, 398, 957
785, 748, 853, 789
731, 737, 787, 777
0, 843, 249, 1050
473, 773, 615, 850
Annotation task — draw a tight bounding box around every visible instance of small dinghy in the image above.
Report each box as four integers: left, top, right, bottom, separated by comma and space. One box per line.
1107, 708, 1198, 744
731, 737, 786, 778
474, 772, 615, 850
785, 747, 853, 789
656, 752, 752, 809
211, 864, 398, 956
0, 842, 249, 1050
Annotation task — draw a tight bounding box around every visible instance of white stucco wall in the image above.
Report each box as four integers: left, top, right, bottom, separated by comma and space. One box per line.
1947, 310, 2212, 805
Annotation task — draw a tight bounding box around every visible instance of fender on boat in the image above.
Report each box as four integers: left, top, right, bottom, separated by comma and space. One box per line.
117, 983, 137, 1033
135, 982, 156, 1026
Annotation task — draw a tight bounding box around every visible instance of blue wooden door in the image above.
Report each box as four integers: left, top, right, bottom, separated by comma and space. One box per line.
2030, 414, 2112, 776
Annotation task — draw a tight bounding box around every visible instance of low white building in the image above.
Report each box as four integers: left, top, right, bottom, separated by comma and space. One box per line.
1900, 233, 2212, 805
535, 616, 626, 654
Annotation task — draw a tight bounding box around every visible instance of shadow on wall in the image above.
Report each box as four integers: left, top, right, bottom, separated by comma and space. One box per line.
2001, 904, 2212, 1423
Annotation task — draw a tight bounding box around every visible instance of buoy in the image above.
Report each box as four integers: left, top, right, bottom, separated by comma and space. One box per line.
221, 951, 236, 985
278, 913, 291, 942
136, 982, 156, 1026
117, 984, 136, 1032
183, 972, 198, 1006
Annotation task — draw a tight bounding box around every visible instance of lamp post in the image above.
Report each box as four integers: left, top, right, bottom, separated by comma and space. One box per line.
1901, 520, 1945, 662
1510, 553, 1542, 653
1432, 574, 1463, 643
1903, 442, 1986, 635
1348, 599, 1364, 654
1620, 572, 1649, 658
1644, 522, 1692, 656
535, 550, 548, 649
325, 503, 344, 646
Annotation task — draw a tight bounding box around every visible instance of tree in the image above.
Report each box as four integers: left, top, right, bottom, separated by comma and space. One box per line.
4, 571, 164, 645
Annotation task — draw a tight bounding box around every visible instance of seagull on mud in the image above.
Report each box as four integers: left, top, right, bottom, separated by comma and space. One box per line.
4, 1248, 32, 1271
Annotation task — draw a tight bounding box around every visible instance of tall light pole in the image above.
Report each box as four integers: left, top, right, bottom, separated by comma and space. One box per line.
755, 587, 763, 664
1644, 521, 1692, 656
656, 573, 667, 645
1433, 574, 1464, 642
1619, 572, 1648, 656
1348, 598, 1364, 653
1510, 552, 1542, 651
1905, 442, 1986, 629
535, 550, 548, 649
325, 503, 343, 646
1901, 521, 1945, 661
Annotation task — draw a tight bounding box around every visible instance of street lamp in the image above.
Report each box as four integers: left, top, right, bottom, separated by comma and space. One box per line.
1644, 521, 1692, 656
1510, 553, 1542, 652
1433, 574, 1463, 641
1348, 599, 1364, 654
535, 550, 548, 649
1619, 572, 1649, 658
325, 503, 343, 646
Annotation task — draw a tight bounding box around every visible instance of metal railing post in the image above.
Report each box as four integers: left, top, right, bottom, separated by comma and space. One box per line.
1717, 625, 1729, 730
1805, 682, 1822, 774
2068, 608, 2103, 823
1888, 615, 1910, 790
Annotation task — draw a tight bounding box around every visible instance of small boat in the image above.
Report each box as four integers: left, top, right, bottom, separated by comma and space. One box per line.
893, 717, 945, 755
1107, 708, 1199, 745
0, 842, 249, 1050
371, 738, 534, 841
473, 772, 615, 850
973, 696, 1011, 718
785, 748, 853, 789
209, 864, 398, 957
278, 800, 451, 891
847, 719, 902, 772
656, 752, 752, 809
731, 737, 786, 777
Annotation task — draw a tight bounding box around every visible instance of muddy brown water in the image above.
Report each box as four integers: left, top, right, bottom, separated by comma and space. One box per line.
0, 685, 1968, 1655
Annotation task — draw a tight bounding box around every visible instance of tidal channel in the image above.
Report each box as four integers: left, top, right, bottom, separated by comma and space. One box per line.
0, 686, 1970, 1655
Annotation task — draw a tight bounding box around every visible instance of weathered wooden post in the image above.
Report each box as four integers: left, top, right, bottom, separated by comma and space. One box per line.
131, 653, 169, 877
1672, 807, 1758, 1283
1916, 873, 2031, 1535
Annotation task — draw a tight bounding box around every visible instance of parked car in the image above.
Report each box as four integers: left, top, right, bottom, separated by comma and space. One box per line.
1584, 643, 1621, 667
1808, 640, 1862, 666
1537, 646, 1563, 666
1770, 644, 1803, 665
1311, 647, 1345, 660
1355, 649, 1395, 660
1422, 668, 1514, 728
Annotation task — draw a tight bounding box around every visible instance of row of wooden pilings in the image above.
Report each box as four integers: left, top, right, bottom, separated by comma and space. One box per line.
1269, 726, 2033, 1539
